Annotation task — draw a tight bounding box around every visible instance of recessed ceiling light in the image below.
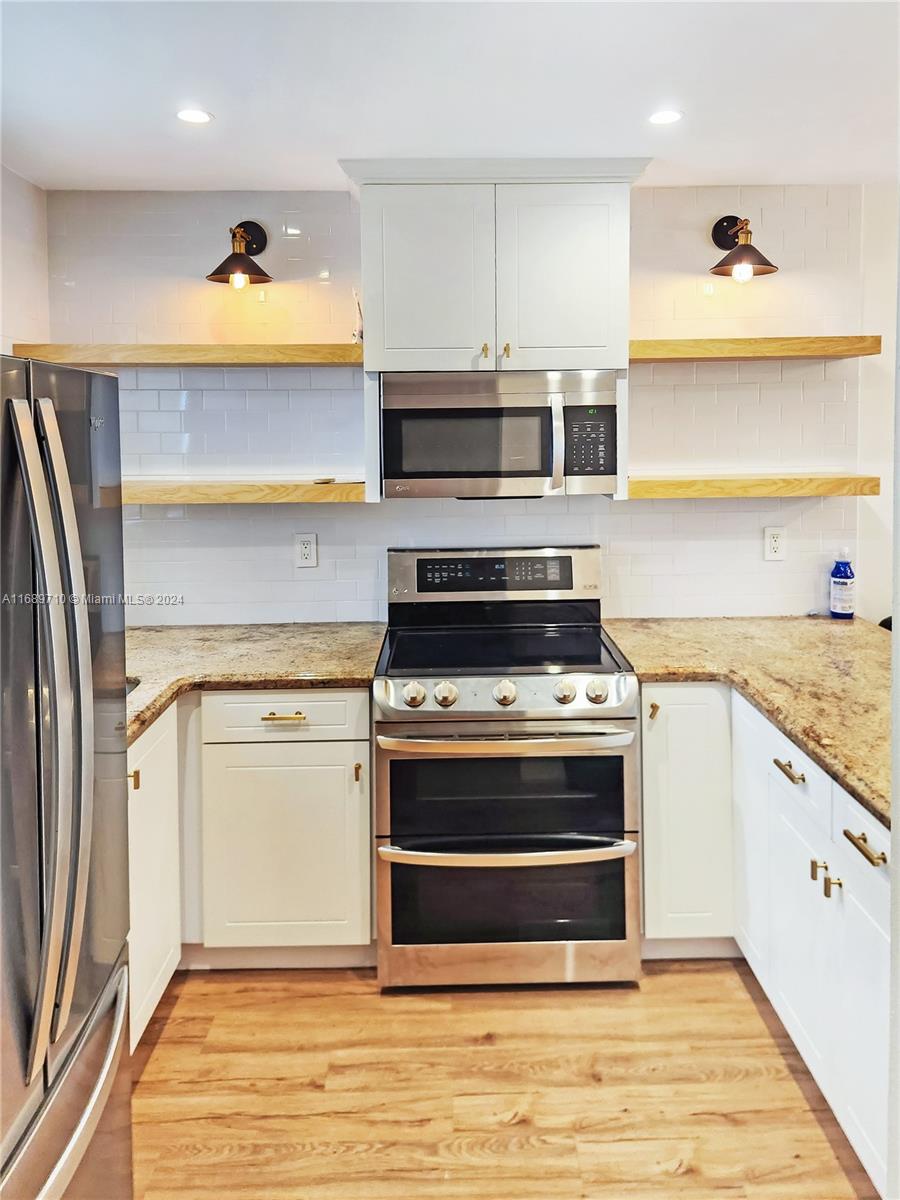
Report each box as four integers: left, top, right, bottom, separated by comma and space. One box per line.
177, 109, 214, 124
649, 109, 683, 125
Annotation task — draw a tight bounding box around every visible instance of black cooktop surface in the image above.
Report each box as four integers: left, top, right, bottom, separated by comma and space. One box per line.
381, 625, 625, 677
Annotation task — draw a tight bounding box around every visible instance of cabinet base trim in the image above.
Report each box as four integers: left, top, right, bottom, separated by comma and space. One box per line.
642, 937, 742, 960
179, 943, 376, 971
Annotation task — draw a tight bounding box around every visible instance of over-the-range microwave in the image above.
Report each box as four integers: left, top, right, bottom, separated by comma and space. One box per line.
380, 369, 625, 499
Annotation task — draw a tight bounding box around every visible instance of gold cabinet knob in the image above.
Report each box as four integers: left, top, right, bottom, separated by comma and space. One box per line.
810, 859, 828, 881
648, 702, 660, 721
481, 343, 490, 359
823, 876, 843, 899
503, 342, 511, 359
127, 769, 141, 791
354, 762, 363, 783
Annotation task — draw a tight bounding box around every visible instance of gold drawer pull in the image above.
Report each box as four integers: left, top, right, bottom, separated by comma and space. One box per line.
260, 711, 307, 723
810, 859, 828, 881
648, 702, 660, 721
503, 342, 511, 359
127, 769, 141, 791
354, 762, 363, 782
773, 758, 806, 786
843, 828, 888, 867
823, 875, 843, 899
481, 342, 490, 359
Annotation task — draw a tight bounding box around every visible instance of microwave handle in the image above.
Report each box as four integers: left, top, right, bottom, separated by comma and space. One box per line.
550, 395, 565, 491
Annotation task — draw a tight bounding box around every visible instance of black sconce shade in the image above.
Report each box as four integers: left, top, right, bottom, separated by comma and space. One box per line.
207, 221, 272, 286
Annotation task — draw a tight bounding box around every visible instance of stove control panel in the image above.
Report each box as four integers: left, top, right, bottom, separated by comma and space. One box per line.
373, 673, 639, 722
418, 555, 573, 593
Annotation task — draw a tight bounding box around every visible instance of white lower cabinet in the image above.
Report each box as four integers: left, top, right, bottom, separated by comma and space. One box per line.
202, 731, 370, 948
126, 703, 181, 1051
641, 683, 733, 938
728, 691, 890, 1197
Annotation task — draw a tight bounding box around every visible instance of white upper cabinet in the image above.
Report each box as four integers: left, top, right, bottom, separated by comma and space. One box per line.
349, 160, 647, 372
495, 183, 629, 370
360, 183, 497, 372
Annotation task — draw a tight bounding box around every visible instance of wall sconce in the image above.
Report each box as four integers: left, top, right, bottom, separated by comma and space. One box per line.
709, 216, 778, 283
206, 221, 272, 290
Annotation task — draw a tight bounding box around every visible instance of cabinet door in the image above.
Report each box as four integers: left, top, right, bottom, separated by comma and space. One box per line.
202, 741, 370, 947
642, 683, 733, 939
127, 704, 181, 1051
360, 183, 496, 371
731, 697, 770, 978
766, 772, 833, 1087
828, 786, 890, 1196
495, 183, 629, 370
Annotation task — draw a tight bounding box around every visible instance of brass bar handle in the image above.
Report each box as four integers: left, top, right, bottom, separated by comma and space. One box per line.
481, 343, 489, 359
648, 702, 660, 721
502, 342, 511, 359
823, 875, 843, 899
773, 758, 806, 786
260, 711, 307, 723
127, 770, 141, 791
810, 859, 828, 881
843, 828, 888, 867
354, 762, 363, 783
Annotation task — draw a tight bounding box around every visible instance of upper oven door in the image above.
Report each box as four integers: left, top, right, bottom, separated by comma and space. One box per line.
381, 373, 565, 499
374, 720, 641, 837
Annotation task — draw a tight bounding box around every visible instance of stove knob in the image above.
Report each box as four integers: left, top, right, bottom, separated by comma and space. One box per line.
553, 678, 577, 705
433, 681, 460, 708
586, 677, 610, 705
402, 681, 427, 708
492, 679, 518, 707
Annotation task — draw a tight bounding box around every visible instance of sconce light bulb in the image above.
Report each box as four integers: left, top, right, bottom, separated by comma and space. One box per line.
229, 272, 249, 290
732, 262, 754, 284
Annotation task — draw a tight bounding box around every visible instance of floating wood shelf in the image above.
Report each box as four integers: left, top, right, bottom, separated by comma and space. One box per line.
14, 335, 880, 369
12, 343, 364, 367
629, 336, 881, 363
628, 473, 881, 500
121, 478, 366, 505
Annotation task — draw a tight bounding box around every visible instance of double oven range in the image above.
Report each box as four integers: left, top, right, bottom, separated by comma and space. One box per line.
373, 546, 641, 988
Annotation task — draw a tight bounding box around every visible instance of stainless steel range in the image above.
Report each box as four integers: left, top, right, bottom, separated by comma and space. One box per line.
373, 546, 641, 988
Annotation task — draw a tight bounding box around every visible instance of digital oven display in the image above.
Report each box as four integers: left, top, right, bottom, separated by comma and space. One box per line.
417, 556, 574, 592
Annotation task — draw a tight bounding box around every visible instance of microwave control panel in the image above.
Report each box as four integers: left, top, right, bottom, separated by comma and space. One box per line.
564, 404, 617, 476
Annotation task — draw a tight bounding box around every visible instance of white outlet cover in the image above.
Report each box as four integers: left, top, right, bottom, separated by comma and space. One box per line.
294, 532, 318, 568
764, 526, 785, 561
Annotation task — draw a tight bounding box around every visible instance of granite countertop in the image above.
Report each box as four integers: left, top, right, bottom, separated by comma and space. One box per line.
125, 615, 891, 829
607, 616, 890, 829
125, 622, 385, 744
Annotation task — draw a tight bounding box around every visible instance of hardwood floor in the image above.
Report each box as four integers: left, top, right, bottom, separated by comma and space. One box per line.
131, 961, 877, 1200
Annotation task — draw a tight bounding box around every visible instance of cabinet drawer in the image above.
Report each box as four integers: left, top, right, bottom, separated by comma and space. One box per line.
202, 689, 369, 743
733, 693, 831, 835
831, 782, 890, 922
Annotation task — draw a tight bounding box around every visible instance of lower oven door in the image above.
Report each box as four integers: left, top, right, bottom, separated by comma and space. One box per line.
374, 723, 641, 987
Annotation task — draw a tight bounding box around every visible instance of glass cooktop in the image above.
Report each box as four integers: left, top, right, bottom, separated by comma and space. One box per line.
382, 625, 622, 677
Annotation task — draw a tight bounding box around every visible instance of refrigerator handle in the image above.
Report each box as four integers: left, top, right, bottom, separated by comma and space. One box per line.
35, 397, 95, 1042
8, 399, 75, 1085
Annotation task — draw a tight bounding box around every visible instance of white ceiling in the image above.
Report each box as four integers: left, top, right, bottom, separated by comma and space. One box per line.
2, 1, 897, 192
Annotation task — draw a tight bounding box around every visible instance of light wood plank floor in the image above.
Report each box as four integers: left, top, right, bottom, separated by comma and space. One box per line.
131, 961, 877, 1200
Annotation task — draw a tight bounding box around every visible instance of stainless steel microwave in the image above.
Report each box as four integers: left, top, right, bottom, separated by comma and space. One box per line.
380, 369, 625, 499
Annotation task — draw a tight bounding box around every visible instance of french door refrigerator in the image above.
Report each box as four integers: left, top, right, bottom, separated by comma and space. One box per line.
1, 357, 132, 1199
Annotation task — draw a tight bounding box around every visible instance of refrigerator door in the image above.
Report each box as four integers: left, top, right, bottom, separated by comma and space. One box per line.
28, 364, 129, 1080
0, 359, 46, 1162
0, 958, 131, 1200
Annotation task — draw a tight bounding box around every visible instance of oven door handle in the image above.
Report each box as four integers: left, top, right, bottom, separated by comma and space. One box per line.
377, 839, 637, 868
376, 732, 635, 755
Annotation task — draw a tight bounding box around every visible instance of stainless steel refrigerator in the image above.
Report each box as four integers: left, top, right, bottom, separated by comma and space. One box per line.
1, 358, 132, 1199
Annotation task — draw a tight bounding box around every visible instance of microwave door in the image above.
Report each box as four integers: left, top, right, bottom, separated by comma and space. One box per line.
381, 398, 564, 499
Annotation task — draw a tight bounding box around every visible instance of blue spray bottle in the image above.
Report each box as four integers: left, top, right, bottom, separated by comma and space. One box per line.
829, 548, 855, 620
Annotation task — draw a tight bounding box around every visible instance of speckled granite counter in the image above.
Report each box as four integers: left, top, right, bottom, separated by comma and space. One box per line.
125, 622, 385, 744
606, 616, 890, 828
125, 615, 891, 828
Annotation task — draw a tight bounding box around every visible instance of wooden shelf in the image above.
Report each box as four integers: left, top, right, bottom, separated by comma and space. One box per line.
629, 336, 881, 363
628, 473, 881, 500
121, 478, 366, 505
12, 343, 364, 367
15, 335, 880, 369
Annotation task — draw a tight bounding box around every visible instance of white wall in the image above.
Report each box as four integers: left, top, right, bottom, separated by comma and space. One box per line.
1, 165, 50, 352
40, 183, 890, 625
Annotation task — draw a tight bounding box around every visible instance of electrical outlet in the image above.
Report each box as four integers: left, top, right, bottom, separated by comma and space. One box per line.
294, 533, 318, 568
764, 526, 785, 561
